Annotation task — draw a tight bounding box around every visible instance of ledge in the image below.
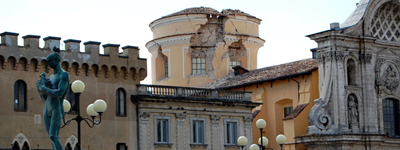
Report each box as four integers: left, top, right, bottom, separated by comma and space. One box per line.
22, 35, 40, 39
224, 144, 240, 148
190, 143, 208, 148
154, 143, 173, 148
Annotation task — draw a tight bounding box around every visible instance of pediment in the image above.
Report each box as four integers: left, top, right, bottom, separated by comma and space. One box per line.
377, 48, 399, 57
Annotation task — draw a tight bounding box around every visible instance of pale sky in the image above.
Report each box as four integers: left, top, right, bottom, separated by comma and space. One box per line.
0, 0, 360, 84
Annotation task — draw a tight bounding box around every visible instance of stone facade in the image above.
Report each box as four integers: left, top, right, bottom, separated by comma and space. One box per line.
0, 31, 147, 149
132, 85, 258, 150
297, 0, 400, 149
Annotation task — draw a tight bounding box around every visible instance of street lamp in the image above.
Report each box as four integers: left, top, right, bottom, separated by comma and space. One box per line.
276, 134, 287, 150
237, 136, 248, 150
61, 80, 107, 150
256, 119, 267, 150
244, 119, 286, 150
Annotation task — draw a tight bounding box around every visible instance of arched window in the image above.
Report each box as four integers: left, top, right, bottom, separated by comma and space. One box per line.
383, 98, 400, 137
22, 142, 29, 150
116, 88, 126, 116
12, 141, 19, 150
14, 80, 27, 111
347, 59, 357, 85
116, 143, 127, 150
67, 84, 78, 113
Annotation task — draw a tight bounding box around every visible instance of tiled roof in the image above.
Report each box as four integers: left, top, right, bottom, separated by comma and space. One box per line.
151, 7, 260, 24
283, 103, 308, 120
204, 58, 318, 89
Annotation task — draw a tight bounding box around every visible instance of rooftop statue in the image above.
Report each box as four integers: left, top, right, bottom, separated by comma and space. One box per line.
36, 47, 70, 150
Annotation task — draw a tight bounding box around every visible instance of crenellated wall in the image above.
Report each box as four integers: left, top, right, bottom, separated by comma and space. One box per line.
0, 31, 147, 81
0, 31, 147, 150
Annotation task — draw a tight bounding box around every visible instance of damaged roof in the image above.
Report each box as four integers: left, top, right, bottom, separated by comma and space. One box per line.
204, 58, 318, 89
151, 7, 261, 24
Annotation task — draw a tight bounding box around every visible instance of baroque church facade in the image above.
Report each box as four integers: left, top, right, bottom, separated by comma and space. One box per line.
298, 0, 400, 149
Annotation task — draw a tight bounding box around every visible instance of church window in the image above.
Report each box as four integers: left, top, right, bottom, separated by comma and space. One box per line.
383, 98, 400, 137
14, 80, 27, 111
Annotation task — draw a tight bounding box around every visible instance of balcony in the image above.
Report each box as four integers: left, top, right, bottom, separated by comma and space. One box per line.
136, 84, 252, 102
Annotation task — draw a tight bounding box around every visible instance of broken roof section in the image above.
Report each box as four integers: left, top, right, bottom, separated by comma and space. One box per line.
204, 58, 318, 89
150, 7, 261, 25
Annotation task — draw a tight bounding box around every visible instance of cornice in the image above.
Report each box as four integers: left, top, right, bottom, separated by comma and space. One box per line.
150, 15, 208, 30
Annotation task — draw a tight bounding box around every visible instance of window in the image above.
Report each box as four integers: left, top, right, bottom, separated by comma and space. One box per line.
230, 60, 242, 68
67, 84, 78, 113
164, 61, 168, 78
14, 80, 27, 111
383, 98, 399, 137
116, 143, 127, 150
224, 119, 239, 145
191, 118, 206, 144
116, 88, 126, 116
347, 59, 357, 85
155, 118, 170, 143
192, 57, 206, 75
284, 106, 293, 117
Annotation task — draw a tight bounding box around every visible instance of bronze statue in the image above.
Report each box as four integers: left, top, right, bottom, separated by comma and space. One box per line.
37, 50, 70, 150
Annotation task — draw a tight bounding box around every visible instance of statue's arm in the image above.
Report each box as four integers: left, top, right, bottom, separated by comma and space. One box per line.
43, 72, 70, 97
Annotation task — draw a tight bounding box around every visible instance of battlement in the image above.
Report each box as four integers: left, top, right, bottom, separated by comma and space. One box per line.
0, 31, 147, 81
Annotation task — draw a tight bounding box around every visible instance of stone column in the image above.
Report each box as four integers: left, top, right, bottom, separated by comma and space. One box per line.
243, 116, 253, 149
175, 113, 186, 150
210, 115, 221, 150
139, 112, 150, 150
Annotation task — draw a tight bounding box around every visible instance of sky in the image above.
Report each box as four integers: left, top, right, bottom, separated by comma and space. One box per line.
0, 0, 361, 84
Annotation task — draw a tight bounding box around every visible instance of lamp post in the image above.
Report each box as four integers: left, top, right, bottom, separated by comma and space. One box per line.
61, 80, 107, 150
276, 134, 287, 150
256, 119, 267, 150
244, 119, 287, 150
237, 136, 248, 150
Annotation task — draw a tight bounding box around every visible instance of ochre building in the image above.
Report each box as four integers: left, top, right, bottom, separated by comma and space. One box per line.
146, 7, 265, 87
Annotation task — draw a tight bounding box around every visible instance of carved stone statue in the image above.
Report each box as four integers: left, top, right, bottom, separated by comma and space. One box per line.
36, 51, 70, 150
348, 95, 359, 131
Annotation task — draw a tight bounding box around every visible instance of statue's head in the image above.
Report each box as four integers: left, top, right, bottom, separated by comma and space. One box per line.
47, 53, 61, 68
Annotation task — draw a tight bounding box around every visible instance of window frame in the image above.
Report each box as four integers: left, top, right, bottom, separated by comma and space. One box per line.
224, 118, 240, 145
116, 88, 127, 117
154, 115, 171, 144
14, 80, 27, 111
230, 60, 242, 68
116, 143, 127, 150
383, 98, 400, 137
191, 57, 206, 75
67, 84, 78, 114
164, 61, 168, 78
284, 106, 293, 118
190, 117, 207, 145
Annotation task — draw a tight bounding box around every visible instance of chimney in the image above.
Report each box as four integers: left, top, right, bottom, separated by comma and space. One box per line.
330, 22, 340, 30
1, 32, 19, 47
22, 35, 40, 48
233, 66, 249, 76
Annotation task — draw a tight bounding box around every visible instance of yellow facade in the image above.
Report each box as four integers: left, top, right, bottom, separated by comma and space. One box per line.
146, 7, 265, 87
236, 69, 319, 150
148, 7, 320, 150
